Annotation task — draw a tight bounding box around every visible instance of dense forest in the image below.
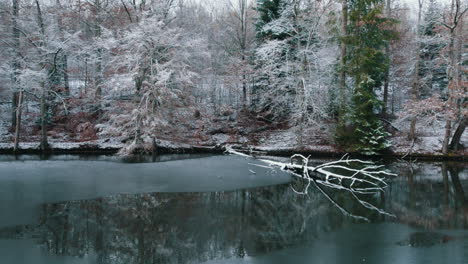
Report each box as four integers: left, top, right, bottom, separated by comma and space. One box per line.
0, 0, 466, 155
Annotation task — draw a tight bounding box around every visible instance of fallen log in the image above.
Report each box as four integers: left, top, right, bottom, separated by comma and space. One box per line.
225, 146, 397, 221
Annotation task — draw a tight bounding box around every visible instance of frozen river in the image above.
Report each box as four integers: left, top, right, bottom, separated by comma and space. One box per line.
0, 154, 467, 264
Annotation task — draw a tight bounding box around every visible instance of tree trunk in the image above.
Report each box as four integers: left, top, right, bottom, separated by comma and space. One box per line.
408, 118, 416, 140
94, 0, 103, 100
13, 90, 23, 152
35, 0, 45, 36
381, 0, 391, 117
339, 0, 348, 114
442, 120, 452, 154
11, 93, 18, 128
40, 83, 49, 151
63, 54, 70, 95
238, 0, 248, 109
442, 24, 457, 154
408, 0, 423, 140
95, 48, 103, 100
55, 1, 70, 96
242, 54, 247, 109
382, 60, 389, 117
84, 56, 88, 96
449, 116, 467, 151
11, 0, 20, 128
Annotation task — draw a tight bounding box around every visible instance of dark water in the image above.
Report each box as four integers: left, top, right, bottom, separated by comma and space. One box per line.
0, 154, 467, 264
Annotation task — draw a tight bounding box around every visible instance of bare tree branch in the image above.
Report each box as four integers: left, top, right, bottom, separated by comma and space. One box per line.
225, 146, 397, 222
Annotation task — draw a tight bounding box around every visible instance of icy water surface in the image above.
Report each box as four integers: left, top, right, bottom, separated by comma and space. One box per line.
0, 154, 467, 264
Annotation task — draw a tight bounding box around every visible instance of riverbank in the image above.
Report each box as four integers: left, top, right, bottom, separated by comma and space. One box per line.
0, 140, 222, 156
1, 139, 466, 161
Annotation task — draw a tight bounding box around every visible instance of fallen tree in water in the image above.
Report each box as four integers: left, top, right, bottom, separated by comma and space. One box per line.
225, 146, 397, 221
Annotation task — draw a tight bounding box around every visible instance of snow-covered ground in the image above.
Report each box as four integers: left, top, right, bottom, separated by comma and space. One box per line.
0, 103, 465, 156
0, 139, 124, 150
391, 119, 467, 155
251, 125, 338, 153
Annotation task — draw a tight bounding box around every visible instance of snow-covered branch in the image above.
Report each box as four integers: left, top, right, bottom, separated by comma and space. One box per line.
225, 146, 396, 222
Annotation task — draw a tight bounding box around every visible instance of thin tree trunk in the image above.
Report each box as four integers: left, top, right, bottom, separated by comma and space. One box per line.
40, 82, 49, 151
382, 56, 389, 117
35, 0, 45, 36
442, 119, 452, 154
94, 0, 103, 100
381, 0, 391, 117
409, 118, 417, 140
133, 69, 145, 145
408, 69, 419, 140
242, 55, 247, 109
11, 0, 20, 128
408, 0, 423, 140
84, 56, 88, 96
35, 0, 49, 151
339, 0, 348, 114
13, 90, 23, 152
11, 93, 18, 128
237, 0, 248, 109
55, 1, 70, 96
442, 27, 456, 154
63, 54, 70, 95
121, 0, 133, 23
95, 48, 103, 99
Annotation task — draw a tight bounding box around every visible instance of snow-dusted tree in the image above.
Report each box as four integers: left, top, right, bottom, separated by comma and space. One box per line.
96, 11, 202, 153
406, 0, 447, 140
291, 0, 337, 146
251, 0, 299, 120
2, 0, 86, 150
252, 0, 335, 129
223, 0, 256, 109
419, 0, 447, 96
441, 0, 466, 154
335, 0, 397, 154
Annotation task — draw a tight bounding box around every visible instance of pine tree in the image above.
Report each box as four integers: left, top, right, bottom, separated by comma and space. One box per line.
256, 0, 283, 39
336, 0, 397, 154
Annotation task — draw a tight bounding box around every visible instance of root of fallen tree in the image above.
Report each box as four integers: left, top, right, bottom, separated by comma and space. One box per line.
225, 146, 397, 222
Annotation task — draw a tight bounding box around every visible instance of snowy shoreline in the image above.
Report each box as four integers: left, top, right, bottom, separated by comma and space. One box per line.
0, 140, 466, 161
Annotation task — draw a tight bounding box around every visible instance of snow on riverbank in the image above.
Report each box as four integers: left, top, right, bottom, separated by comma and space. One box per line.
0, 116, 465, 158
0, 138, 124, 151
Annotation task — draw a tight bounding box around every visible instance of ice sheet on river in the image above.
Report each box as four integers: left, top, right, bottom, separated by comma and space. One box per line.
0, 155, 290, 227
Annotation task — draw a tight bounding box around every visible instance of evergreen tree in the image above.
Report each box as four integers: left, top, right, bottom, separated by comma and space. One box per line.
418, 0, 447, 97
336, 0, 397, 154
256, 0, 283, 38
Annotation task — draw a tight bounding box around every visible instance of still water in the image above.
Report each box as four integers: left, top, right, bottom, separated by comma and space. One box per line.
0, 154, 467, 264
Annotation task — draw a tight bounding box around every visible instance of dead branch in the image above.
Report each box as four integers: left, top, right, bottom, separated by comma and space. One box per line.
225, 146, 397, 222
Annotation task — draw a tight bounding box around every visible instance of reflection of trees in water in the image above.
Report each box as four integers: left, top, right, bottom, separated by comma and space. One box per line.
0, 183, 375, 263
2, 163, 464, 262
246, 184, 345, 254
388, 162, 468, 229
0, 162, 465, 263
